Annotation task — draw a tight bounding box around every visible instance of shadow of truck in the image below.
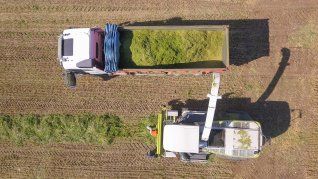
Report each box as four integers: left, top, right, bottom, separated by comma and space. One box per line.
120, 17, 270, 66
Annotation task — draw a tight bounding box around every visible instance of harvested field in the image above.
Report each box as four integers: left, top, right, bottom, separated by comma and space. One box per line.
0, 0, 318, 178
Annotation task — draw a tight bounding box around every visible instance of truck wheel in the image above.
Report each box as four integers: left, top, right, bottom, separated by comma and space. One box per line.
64, 71, 76, 88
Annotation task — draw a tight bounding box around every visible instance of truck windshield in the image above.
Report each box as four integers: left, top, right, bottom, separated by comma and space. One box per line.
62, 38, 73, 56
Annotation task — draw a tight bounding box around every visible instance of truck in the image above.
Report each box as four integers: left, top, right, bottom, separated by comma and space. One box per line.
153, 73, 265, 162
58, 23, 229, 87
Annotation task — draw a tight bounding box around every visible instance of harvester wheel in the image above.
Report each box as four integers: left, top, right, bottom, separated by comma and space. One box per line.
146, 149, 157, 158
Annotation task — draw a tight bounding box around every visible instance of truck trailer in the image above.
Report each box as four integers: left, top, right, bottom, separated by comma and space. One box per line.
58, 24, 229, 87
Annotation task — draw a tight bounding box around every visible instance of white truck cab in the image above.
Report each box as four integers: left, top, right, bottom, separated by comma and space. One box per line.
58, 28, 106, 75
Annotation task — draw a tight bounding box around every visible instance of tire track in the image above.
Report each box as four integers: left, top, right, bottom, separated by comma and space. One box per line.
0, 141, 232, 178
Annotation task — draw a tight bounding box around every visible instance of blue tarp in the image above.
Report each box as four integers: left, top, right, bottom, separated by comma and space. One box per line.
104, 23, 120, 73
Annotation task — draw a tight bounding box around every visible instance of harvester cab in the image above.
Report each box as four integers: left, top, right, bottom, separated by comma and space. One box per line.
154, 73, 264, 162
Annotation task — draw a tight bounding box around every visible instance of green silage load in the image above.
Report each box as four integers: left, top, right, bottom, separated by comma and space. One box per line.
119, 29, 225, 68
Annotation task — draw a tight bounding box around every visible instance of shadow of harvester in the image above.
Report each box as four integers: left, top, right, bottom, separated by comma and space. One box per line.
168, 48, 293, 138
168, 98, 290, 138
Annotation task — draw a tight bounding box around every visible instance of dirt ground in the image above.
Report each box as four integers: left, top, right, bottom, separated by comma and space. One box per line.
0, 0, 318, 178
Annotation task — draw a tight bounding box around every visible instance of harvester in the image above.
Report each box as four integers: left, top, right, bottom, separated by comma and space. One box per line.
154, 73, 264, 162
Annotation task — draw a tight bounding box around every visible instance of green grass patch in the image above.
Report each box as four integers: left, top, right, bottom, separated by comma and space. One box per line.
135, 115, 157, 145
0, 114, 131, 145
0, 113, 168, 146
120, 29, 225, 68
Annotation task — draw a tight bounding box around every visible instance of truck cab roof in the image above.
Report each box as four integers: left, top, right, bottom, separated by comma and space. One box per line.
60, 28, 92, 70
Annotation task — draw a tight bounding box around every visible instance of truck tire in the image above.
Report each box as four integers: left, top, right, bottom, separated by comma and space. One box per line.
64, 71, 76, 88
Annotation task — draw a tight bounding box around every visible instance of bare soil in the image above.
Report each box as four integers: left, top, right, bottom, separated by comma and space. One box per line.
0, 0, 318, 178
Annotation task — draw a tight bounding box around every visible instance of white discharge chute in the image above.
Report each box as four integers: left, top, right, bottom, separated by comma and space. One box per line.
201, 73, 221, 141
